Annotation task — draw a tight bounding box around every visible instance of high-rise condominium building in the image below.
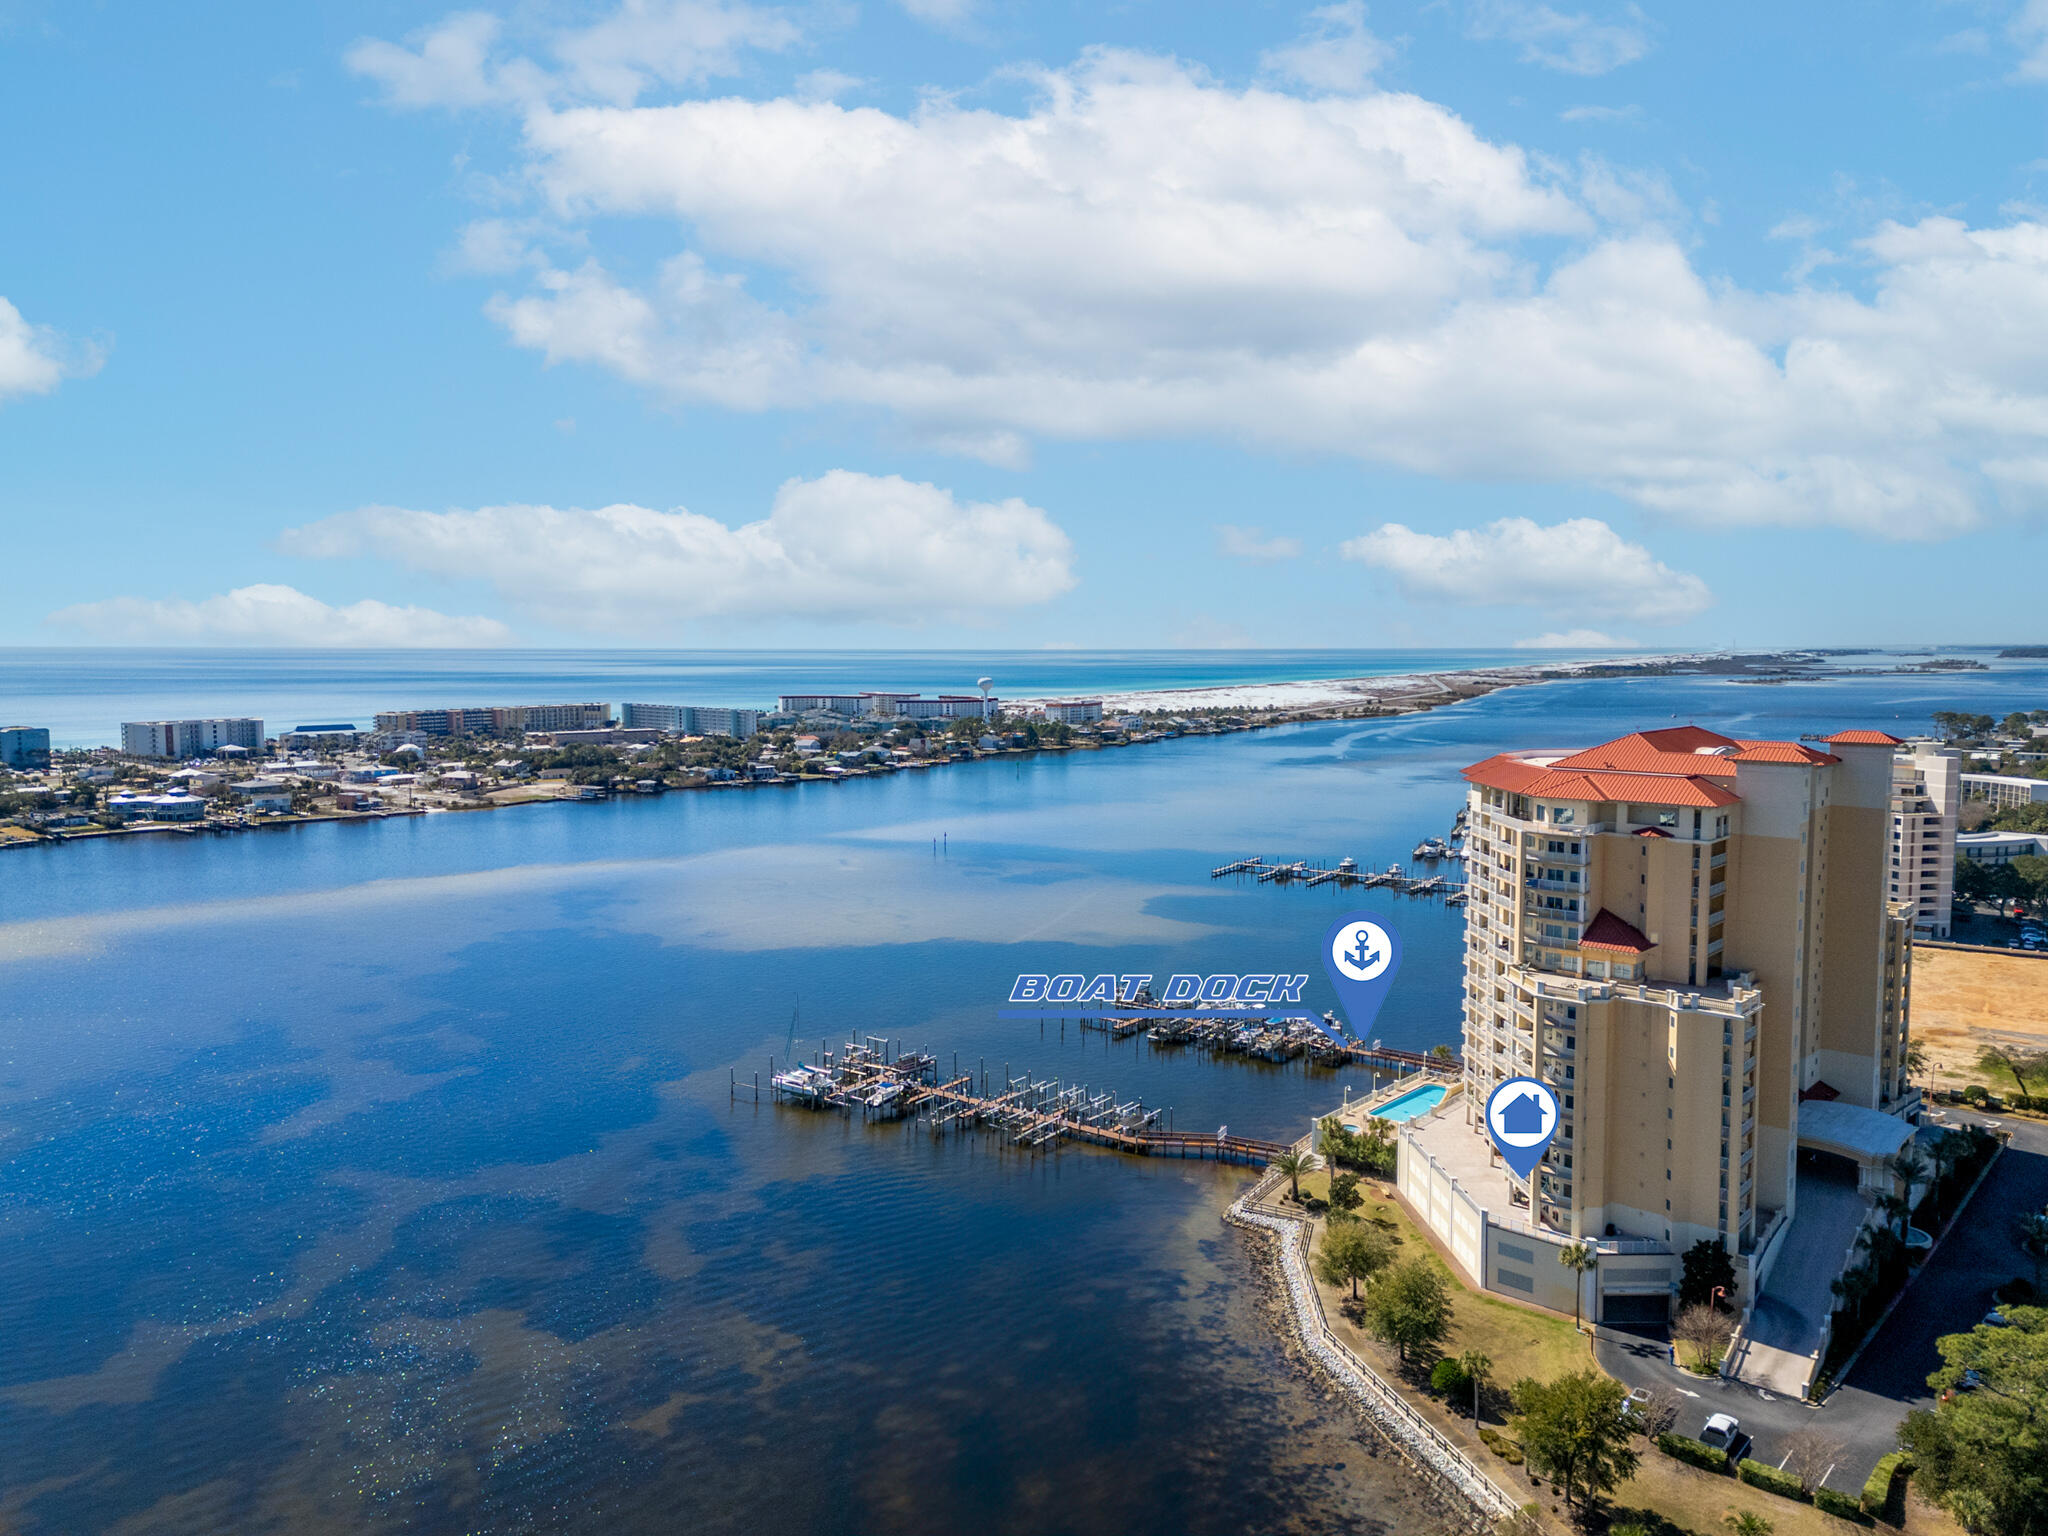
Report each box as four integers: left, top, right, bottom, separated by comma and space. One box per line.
0, 726, 51, 769
618, 703, 762, 738
1449, 726, 1915, 1309
371, 704, 611, 737
120, 718, 266, 759
1889, 746, 1959, 940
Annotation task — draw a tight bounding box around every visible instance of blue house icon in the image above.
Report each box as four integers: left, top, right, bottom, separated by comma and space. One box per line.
1498, 1090, 1547, 1136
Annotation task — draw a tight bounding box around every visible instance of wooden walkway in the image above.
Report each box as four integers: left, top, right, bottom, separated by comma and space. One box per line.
754, 1038, 1290, 1165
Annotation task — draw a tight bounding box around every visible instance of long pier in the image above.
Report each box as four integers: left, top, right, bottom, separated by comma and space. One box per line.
747, 1036, 1287, 1165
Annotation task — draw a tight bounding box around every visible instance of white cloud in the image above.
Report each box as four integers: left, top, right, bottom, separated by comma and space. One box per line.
44, 584, 515, 647
793, 68, 865, 103
894, 0, 977, 26
1513, 628, 1637, 648
1559, 103, 1641, 123
0, 296, 100, 402
1260, 3, 1394, 93
356, 24, 2048, 538
1340, 516, 1711, 623
1463, 0, 1652, 75
346, 1, 797, 111
1215, 524, 1303, 563
279, 470, 1076, 632
2014, 0, 2048, 80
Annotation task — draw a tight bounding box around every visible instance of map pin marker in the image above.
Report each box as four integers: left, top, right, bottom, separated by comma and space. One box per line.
1484, 1075, 1561, 1180
1321, 912, 1402, 1037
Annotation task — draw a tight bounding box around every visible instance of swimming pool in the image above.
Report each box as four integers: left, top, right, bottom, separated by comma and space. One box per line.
1365, 1084, 1448, 1124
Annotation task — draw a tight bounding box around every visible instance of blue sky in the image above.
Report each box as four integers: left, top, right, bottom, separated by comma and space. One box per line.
4, 0, 2048, 651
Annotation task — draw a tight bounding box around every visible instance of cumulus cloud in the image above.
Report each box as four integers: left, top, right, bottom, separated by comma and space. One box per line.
1463, 0, 1652, 75
2013, 0, 2048, 80
280, 470, 1075, 632
1260, 3, 1394, 92
1559, 103, 1641, 123
1215, 524, 1303, 563
0, 296, 100, 401
45, 585, 514, 646
346, 0, 797, 110
1513, 628, 1638, 648
352, 16, 2048, 538
1340, 516, 1711, 623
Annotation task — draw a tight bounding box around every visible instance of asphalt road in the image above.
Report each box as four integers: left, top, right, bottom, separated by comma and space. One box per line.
1593, 1110, 2048, 1497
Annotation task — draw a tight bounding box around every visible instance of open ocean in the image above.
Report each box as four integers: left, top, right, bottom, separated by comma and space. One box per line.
2, 650, 2045, 1534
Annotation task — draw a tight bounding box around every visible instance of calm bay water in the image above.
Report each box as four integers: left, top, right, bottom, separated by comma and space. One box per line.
2, 655, 2045, 1534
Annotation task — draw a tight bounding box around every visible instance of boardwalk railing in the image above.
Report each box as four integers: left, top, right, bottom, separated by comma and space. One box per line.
1226, 1156, 1522, 1526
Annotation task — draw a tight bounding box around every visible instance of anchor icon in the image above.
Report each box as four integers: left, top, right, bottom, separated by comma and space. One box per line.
1343, 927, 1381, 973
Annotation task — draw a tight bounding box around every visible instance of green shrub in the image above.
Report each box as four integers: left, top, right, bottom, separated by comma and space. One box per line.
1963, 1083, 1989, 1104
1815, 1486, 1872, 1523
1430, 1358, 1471, 1396
1657, 1432, 1728, 1472
1861, 1452, 1912, 1522
1739, 1458, 1811, 1500
1478, 1427, 1525, 1465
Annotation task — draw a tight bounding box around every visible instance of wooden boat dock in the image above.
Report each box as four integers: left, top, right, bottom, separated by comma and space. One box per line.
1211, 855, 1466, 900
744, 1035, 1286, 1165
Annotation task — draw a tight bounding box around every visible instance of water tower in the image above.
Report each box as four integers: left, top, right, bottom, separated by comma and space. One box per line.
976, 677, 995, 720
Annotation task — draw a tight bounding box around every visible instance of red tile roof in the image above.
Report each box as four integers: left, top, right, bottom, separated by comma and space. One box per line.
1823, 730, 1905, 747
1731, 739, 1839, 765
1580, 909, 1656, 953
1465, 724, 1842, 804
1461, 755, 1741, 807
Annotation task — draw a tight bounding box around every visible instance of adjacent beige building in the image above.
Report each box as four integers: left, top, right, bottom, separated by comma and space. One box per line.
1890, 746, 1959, 940
1404, 725, 1919, 1341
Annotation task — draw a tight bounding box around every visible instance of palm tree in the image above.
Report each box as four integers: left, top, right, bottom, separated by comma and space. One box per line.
1889, 1149, 1929, 1199
1559, 1240, 1599, 1335
1459, 1350, 1492, 1428
1873, 1193, 1912, 1246
1928, 1130, 1966, 1222
2018, 1212, 2048, 1295
1273, 1149, 1308, 1204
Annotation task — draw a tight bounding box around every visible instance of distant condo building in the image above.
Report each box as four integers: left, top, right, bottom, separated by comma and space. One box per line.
619, 703, 763, 738
1038, 699, 1105, 724
1960, 771, 2048, 809
1889, 745, 1959, 940
371, 703, 611, 738
275, 724, 362, 752
778, 692, 998, 720
1396, 725, 1918, 1386
120, 718, 265, 759
1, 725, 51, 769
1958, 829, 2048, 863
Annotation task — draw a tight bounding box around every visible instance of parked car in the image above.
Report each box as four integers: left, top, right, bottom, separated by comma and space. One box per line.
1700, 1413, 1750, 1461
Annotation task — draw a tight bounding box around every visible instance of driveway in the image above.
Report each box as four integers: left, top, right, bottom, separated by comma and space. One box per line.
1594, 1110, 2048, 1496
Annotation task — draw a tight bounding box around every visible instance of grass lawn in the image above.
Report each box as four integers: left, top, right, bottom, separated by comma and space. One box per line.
1297, 1168, 1589, 1389
1604, 1455, 1969, 1536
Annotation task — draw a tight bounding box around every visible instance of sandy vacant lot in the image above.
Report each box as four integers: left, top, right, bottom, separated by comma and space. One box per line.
1912, 944, 2048, 1089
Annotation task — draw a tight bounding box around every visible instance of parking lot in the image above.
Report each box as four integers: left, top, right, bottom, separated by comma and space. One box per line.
1594, 1109, 2048, 1496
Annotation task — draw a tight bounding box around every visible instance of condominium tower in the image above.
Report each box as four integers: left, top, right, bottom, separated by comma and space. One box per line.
120, 718, 265, 759
1456, 727, 1914, 1288
1889, 746, 1959, 940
